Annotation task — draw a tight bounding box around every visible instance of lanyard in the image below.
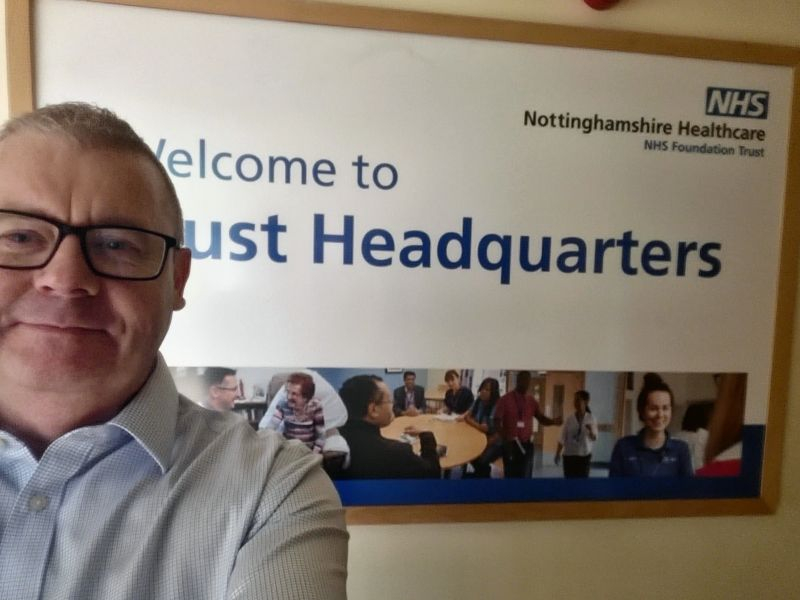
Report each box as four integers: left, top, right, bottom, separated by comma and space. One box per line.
574, 413, 585, 441
514, 391, 527, 419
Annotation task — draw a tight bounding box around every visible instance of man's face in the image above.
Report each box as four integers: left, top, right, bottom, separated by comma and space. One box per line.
210, 374, 239, 411
370, 381, 394, 427
0, 132, 190, 405
403, 374, 415, 390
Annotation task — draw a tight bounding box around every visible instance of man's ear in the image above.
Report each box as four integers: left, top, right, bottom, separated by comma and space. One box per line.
172, 247, 192, 311
365, 401, 380, 422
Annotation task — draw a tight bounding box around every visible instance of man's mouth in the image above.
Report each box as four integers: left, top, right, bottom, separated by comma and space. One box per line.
15, 321, 107, 334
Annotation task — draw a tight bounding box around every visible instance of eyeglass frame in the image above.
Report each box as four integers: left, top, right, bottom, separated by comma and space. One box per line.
214, 385, 239, 392
0, 208, 181, 281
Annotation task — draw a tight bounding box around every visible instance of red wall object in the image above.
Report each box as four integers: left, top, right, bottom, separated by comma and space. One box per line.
584, 0, 620, 9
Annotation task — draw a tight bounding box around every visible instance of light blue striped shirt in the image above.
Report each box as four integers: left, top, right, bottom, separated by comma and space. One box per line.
0, 355, 348, 599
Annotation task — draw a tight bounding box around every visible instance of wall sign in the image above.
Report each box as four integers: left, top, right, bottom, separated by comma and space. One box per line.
7, 0, 800, 523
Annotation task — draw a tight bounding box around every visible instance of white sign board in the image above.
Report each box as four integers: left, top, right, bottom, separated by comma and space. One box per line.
27, 0, 798, 516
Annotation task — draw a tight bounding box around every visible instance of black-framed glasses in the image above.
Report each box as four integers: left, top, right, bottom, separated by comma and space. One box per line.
0, 209, 180, 281
214, 385, 239, 392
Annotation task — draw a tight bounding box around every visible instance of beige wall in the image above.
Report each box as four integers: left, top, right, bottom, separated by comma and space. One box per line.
3, 1, 799, 599
0, 1, 6, 113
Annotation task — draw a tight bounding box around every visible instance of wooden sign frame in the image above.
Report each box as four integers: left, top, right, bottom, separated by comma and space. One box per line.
4, 0, 800, 524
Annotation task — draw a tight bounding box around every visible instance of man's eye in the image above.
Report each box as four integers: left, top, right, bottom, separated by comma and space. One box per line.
92, 236, 138, 252
0, 230, 45, 246
103, 239, 129, 250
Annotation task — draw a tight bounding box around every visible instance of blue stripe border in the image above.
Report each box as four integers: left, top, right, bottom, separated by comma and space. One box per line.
334, 425, 764, 506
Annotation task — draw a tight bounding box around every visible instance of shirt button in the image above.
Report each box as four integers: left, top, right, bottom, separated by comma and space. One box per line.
28, 494, 49, 512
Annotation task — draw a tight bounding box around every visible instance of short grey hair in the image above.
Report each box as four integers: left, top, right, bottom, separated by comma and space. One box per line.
0, 102, 184, 243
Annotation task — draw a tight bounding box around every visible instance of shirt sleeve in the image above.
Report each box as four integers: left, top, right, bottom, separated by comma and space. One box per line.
225, 444, 349, 600
457, 388, 474, 414
609, 439, 625, 477
258, 386, 287, 430
584, 414, 598, 440
677, 441, 694, 477
313, 401, 326, 454
494, 398, 506, 438
392, 388, 403, 416
266, 399, 286, 433
416, 432, 442, 478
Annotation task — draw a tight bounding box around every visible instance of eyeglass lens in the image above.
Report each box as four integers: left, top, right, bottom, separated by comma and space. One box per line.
0, 211, 169, 279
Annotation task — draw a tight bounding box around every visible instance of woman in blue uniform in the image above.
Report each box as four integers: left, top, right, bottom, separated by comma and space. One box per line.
609, 373, 693, 477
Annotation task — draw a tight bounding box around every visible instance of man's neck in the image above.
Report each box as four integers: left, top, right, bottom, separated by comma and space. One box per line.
0, 393, 125, 458
0, 367, 152, 458
361, 416, 382, 429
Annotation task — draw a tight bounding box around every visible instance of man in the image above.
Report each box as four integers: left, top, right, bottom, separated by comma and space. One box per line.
392, 370, 426, 416
494, 370, 562, 478
201, 366, 240, 411
338, 375, 440, 479
0, 103, 347, 599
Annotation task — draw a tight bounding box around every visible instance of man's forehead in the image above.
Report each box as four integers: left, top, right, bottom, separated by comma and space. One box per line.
0, 131, 173, 228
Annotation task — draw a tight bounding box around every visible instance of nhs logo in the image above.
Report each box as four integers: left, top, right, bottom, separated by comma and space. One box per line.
705, 87, 769, 119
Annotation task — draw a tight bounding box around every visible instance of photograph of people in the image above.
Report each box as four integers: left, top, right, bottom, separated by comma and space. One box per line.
554, 390, 598, 478
443, 369, 473, 415
609, 373, 693, 477
263, 372, 326, 453
463, 377, 503, 478
495, 370, 562, 478
337, 375, 441, 479
393, 370, 426, 416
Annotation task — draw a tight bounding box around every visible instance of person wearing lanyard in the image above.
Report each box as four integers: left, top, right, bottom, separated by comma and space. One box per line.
463, 377, 502, 478
554, 390, 598, 478
392, 370, 426, 416
494, 370, 562, 478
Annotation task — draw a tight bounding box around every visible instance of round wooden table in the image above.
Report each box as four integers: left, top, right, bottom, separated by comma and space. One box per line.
381, 414, 487, 470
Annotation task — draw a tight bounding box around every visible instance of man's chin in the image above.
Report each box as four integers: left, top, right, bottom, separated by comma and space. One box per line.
0, 339, 118, 391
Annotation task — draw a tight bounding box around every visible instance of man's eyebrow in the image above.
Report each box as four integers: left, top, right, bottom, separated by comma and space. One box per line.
0, 208, 153, 230
0, 207, 60, 222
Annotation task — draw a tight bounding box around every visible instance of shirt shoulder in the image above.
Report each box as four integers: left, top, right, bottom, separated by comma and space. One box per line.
613, 435, 640, 453
666, 436, 691, 455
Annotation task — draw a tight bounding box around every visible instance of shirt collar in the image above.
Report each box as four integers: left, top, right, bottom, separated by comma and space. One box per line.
109, 353, 179, 473
344, 419, 380, 433
635, 428, 673, 451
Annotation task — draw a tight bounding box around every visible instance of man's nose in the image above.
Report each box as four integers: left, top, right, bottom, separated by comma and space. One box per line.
32, 235, 101, 297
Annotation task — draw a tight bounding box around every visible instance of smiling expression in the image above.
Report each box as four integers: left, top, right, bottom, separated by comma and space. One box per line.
641, 390, 672, 434
0, 132, 190, 404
